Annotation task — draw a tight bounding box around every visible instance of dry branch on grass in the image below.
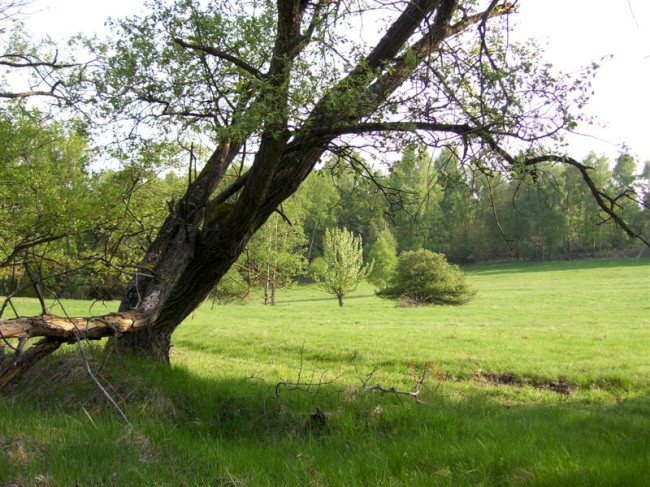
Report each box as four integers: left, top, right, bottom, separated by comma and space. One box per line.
273, 343, 340, 410
356, 365, 427, 404
0, 312, 148, 341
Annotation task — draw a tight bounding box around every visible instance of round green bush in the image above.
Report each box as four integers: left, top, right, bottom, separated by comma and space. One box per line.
377, 249, 476, 305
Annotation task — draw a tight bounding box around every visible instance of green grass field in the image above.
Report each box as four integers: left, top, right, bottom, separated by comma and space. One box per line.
1, 259, 649, 486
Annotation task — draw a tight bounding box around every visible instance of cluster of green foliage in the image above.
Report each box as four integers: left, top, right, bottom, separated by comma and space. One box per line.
377, 249, 476, 305
208, 265, 249, 305
0, 104, 187, 301
0, 0, 647, 312
366, 228, 398, 289
1, 113, 647, 306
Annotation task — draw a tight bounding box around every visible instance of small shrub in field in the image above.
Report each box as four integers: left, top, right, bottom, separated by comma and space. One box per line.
377, 249, 476, 305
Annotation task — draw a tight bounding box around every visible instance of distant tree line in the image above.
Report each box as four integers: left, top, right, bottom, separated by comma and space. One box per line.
2, 105, 648, 302
299, 147, 649, 265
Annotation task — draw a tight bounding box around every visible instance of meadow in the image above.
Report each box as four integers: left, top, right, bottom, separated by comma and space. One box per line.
1, 259, 649, 486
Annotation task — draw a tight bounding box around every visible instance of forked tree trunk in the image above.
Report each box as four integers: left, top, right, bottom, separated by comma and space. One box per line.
113, 223, 252, 361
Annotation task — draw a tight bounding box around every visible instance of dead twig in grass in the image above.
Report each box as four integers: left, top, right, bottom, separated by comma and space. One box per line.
274, 341, 340, 410
356, 365, 427, 404
73, 333, 131, 427
53, 298, 131, 427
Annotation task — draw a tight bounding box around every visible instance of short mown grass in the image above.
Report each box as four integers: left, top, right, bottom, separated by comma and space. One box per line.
1, 258, 649, 486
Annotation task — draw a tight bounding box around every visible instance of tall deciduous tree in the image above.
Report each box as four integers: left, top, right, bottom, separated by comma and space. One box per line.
1, 0, 648, 389
321, 227, 372, 307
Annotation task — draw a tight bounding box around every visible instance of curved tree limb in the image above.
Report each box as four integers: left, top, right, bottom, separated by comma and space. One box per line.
0, 337, 62, 390
308, 120, 650, 247
172, 37, 266, 80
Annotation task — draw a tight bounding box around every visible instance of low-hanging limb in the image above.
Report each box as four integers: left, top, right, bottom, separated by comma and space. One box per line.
0, 311, 148, 391
312, 120, 650, 248
0, 337, 62, 390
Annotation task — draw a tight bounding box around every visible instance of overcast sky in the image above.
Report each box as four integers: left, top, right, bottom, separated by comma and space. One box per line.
24, 0, 650, 163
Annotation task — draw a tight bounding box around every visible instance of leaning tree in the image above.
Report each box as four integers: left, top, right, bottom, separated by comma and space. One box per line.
1, 0, 647, 389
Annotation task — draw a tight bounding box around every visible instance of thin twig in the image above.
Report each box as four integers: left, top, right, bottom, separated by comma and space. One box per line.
356, 365, 427, 404
73, 333, 130, 427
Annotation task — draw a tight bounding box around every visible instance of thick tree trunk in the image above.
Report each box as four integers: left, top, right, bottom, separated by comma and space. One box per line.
263, 278, 270, 306
108, 0, 460, 360
113, 327, 173, 363
114, 232, 248, 360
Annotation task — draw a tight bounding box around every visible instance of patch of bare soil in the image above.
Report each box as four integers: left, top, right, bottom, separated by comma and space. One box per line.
473, 370, 574, 395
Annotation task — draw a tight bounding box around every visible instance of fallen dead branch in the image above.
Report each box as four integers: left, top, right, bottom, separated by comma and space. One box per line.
0, 311, 148, 391
356, 365, 427, 404
0, 311, 148, 341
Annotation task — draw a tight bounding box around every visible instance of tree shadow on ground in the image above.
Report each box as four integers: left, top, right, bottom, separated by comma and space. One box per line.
2, 351, 648, 486
467, 257, 650, 276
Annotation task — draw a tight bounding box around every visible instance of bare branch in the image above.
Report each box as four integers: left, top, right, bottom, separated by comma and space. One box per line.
172, 37, 266, 80
274, 340, 339, 410
356, 365, 427, 404
74, 332, 131, 426
0, 311, 149, 341
0, 337, 62, 390
0, 53, 78, 70
0, 86, 64, 99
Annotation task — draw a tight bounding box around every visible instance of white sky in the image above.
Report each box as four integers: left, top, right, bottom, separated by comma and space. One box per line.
23, 0, 650, 164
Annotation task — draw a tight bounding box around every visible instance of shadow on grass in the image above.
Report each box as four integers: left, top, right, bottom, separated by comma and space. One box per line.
2, 351, 649, 486
280, 293, 377, 304
466, 257, 650, 276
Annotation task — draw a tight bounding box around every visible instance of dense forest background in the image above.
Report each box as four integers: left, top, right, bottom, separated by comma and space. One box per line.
2, 106, 647, 301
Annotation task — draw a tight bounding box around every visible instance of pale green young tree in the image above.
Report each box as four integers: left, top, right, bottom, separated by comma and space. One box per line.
321, 227, 372, 307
